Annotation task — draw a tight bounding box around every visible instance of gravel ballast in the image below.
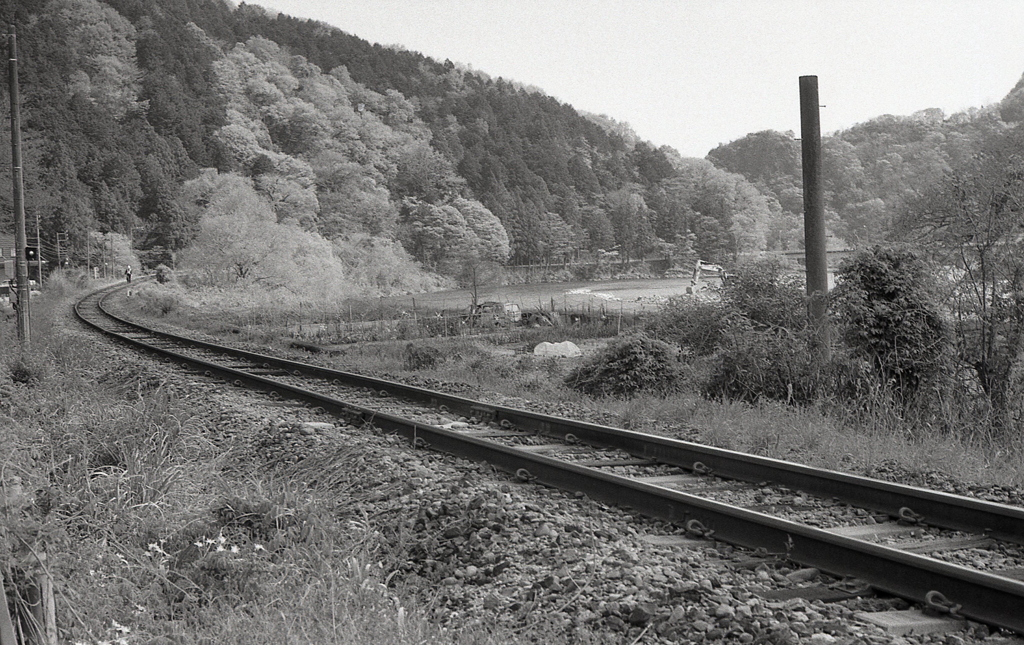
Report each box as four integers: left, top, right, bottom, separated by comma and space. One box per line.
73, 295, 1024, 644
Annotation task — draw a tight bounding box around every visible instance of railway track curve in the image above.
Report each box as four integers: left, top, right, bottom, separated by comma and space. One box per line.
77, 282, 1024, 635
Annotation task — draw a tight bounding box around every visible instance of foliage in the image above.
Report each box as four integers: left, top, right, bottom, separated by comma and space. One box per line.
1, 0, 799, 284
721, 257, 807, 330
177, 169, 361, 300
702, 322, 820, 404
8, 0, 1024, 297
648, 297, 730, 357
898, 130, 1024, 422
6, 350, 49, 385
647, 257, 804, 367
404, 343, 445, 370
154, 263, 174, 284
707, 106, 1006, 247
831, 246, 951, 400
657, 159, 773, 263
136, 283, 181, 316
564, 333, 680, 398
332, 233, 450, 296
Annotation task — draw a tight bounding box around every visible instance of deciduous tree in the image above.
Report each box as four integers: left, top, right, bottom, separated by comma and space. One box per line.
899, 132, 1024, 419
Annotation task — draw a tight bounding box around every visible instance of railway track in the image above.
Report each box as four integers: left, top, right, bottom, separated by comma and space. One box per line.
78, 282, 1024, 635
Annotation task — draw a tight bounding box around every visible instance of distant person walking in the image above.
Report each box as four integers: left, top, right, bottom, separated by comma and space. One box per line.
125, 265, 133, 296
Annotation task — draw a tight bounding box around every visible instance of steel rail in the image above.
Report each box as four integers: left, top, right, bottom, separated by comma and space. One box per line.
77, 286, 1024, 634
81, 287, 1024, 547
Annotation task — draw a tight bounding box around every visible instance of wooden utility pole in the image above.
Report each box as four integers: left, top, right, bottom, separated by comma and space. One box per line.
9, 26, 30, 342
799, 75, 830, 363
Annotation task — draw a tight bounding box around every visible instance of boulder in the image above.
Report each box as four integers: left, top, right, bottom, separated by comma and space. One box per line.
533, 340, 582, 358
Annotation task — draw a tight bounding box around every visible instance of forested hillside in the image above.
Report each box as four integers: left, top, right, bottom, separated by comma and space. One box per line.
1, 0, 1023, 297
0, 0, 795, 297
706, 105, 1015, 247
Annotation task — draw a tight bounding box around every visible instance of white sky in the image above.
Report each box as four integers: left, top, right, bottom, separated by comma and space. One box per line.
258, 0, 1024, 158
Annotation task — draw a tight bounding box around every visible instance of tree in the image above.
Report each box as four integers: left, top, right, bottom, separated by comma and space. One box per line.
450, 197, 510, 263
392, 141, 465, 203
178, 171, 280, 282
458, 257, 503, 307
397, 199, 473, 270
56, 0, 145, 119
660, 160, 771, 262
606, 186, 655, 263
536, 211, 578, 265
179, 170, 353, 297
899, 132, 1024, 418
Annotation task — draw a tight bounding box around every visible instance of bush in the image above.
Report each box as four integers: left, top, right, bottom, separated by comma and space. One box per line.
831, 246, 951, 401
702, 322, 819, 404
404, 343, 444, 370
565, 333, 680, 398
646, 259, 805, 362
137, 284, 181, 316
648, 296, 730, 357
7, 351, 48, 385
154, 264, 175, 284
722, 257, 807, 330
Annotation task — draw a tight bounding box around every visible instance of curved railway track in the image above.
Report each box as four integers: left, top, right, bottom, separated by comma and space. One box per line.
77, 282, 1024, 635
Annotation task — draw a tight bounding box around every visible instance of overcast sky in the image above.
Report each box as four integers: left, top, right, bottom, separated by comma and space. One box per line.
259, 0, 1024, 158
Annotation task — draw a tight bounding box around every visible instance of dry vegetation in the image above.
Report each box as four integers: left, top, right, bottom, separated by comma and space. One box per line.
5, 263, 1023, 643
0, 275, 505, 645
122, 266, 1024, 491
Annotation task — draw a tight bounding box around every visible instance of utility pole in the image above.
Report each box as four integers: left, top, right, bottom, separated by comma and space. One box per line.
799, 75, 830, 363
56, 232, 66, 269
34, 209, 40, 282
8, 26, 30, 342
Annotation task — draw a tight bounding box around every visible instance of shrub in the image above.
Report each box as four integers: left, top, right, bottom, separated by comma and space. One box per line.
154, 264, 175, 284
722, 257, 807, 330
831, 246, 951, 401
647, 259, 805, 361
137, 285, 181, 316
702, 322, 819, 404
648, 296, 730, 357
404, 343, 444, 370
564, 333, 680, 398
7, 351, 47, 385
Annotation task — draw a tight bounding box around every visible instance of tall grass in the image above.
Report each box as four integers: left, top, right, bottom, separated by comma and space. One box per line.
2, 278, 540, 644
588, 391, 1024, 488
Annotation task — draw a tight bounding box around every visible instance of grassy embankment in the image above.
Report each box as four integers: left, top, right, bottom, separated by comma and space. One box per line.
0, 275, 523, 645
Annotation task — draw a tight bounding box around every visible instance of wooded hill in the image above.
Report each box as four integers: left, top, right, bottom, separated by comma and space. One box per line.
1, 0, 1022, 293
707, 107, 1012, 248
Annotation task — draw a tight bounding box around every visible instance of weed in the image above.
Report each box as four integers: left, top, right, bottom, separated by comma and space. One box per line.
565, 333, 680, 398
136, 284, 181, 316
7, 351, 48, 385
405, 343, 445, 370
154, 264, 175, 284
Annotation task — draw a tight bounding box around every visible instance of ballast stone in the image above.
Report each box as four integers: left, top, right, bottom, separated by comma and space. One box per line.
533, 341, 582, 358
298, 421, 335, 435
